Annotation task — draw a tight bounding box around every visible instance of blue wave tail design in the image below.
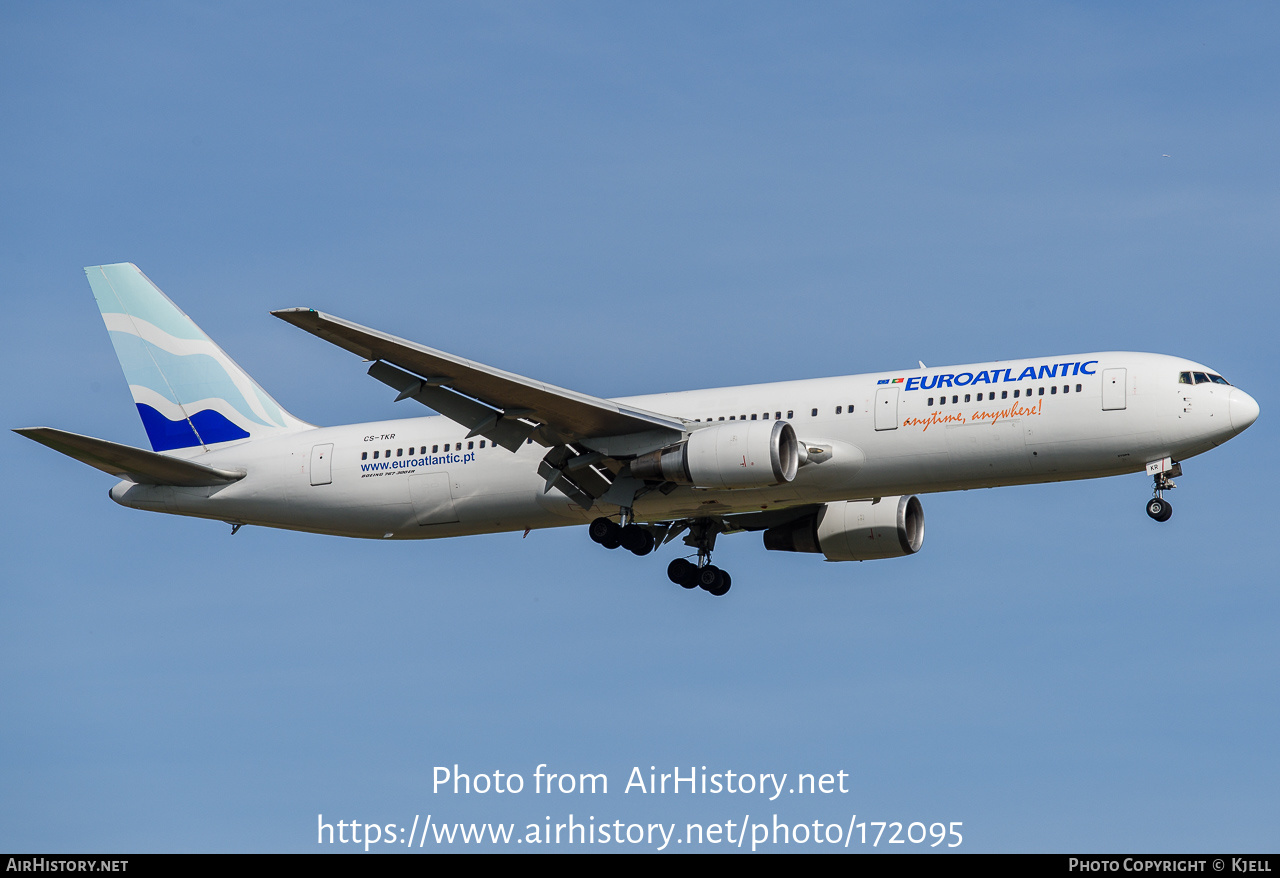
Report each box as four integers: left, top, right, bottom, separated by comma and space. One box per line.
86, 263, 309, 452
137, 404, 251, 452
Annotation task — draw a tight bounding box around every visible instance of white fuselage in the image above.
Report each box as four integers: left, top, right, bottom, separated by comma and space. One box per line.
109, 351, 1257, 539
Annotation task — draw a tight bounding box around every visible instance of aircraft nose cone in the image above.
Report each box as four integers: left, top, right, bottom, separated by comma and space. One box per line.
1229, 388, 1260, 434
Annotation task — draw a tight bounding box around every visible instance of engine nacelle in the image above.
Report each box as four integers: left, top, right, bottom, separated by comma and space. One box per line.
763, 495, 925, 561
631, 420, 799, 489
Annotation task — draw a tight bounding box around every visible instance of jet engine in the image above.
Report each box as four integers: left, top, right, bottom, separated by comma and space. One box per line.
631, 420, 799, 489
763, 495, 924, 561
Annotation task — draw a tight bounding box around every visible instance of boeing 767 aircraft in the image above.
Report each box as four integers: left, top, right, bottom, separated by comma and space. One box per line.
16, 264, 1260, 596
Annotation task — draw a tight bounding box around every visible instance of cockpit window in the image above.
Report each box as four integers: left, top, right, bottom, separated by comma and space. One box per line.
1180, 370, 1232, 386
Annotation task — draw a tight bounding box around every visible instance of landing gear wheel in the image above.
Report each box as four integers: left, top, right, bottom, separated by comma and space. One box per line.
697, 565, 729, 594
709, 570, 731, 597
589, 517, 622, 548
620, 525, 655, 556
1146, 497, 1173, 522
588, 517, 614, 544
668, 558, 697, 588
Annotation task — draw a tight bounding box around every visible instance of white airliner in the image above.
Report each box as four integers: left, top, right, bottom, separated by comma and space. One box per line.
16, 264, 1260, 596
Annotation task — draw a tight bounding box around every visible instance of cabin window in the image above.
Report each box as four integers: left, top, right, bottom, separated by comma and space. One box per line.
432, 445, 439, 453
835, 406, 842, 414
1051, 386, 1057, 395
811, 408, 818, 417
397, 448, 403, 457
777, 411, 784, 419
467, 441, 474, 450
362, 452, 368, 460
939, 396, 945, 405
1038, 387, 1044, 396
964, 394, 971, 403
718, 417, 725, 421
762, 412, 769, 420
373, 451, 379, 459
1013, 389, 1019, 398
1076, 384, 1082, 392
848, 403, 854, 412
750, 413, 757, 420
479, 441, 486, 448
928, 397, 935, 406
1002, 391, 1008, 399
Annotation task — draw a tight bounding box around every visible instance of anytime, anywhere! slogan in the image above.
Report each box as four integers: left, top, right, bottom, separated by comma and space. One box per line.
902, 399, 1044, 431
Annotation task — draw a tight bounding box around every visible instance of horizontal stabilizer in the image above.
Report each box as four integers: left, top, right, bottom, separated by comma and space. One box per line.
14, 427, 246, 487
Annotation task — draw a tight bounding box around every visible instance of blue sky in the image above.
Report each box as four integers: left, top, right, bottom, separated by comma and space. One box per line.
2, 2, 1277, 852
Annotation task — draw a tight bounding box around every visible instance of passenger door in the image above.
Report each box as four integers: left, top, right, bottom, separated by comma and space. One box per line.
1102, 368, 1127, 411
309, 443, 333, 486
874, 386, 900, 431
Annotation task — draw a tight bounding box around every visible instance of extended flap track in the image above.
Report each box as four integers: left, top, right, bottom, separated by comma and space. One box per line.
369, 360, 616, 510
538, 444, 615, 510
368, 360, 544, 451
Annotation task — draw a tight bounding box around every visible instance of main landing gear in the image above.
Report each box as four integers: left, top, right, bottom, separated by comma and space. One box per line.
1146, 465, 1180, 523
666, 517, 731, 596
588, 515, 732, 597
666, 558, 731, 596
588, 516, 655, 556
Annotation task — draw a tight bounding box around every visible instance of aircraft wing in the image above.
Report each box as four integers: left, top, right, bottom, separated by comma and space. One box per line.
272, 308, 687, 451
14, 427, 246, 487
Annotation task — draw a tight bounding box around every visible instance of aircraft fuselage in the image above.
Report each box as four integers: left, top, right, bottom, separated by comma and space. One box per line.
109, 351, 1257, 540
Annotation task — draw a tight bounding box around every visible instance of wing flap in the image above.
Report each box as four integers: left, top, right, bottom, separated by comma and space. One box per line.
367, 360, 537, 452
14, 427, 246, 487
272, 308, 685, 446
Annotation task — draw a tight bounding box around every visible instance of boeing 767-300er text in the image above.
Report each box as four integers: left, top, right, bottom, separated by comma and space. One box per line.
16, 264, 1260, 596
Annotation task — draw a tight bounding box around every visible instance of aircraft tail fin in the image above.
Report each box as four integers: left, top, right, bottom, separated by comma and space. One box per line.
85, 263, 309, 452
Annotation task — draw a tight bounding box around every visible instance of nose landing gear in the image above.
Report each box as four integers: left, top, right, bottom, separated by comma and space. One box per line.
1145, 464, 1179, 522
1146, 496, 1173, 522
